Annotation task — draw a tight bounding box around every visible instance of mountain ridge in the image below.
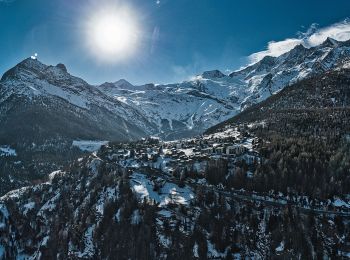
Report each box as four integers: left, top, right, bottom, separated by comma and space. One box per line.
96, 38, 350, 139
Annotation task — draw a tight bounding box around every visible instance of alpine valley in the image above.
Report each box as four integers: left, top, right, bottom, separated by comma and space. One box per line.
0, 38, 350, 259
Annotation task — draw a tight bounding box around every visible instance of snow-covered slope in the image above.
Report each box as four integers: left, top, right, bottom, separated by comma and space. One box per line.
98, 70, 250, 140
229, 37, 350, 109
0, 58, 157, 139
99, 76, 241, 139
99, 38, 350, 139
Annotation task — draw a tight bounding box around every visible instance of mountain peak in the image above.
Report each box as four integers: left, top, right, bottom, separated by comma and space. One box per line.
259, 55, 276, 65
19, 57, 46, 67
99, 79, 135, 94
56, 63, 67, 73
1, 58, 47, 81
292, 43, 307, 51
321, 37, 339, 48
114, 79, 134, 88
284, 44, 308, 59
201, 70, 226, 79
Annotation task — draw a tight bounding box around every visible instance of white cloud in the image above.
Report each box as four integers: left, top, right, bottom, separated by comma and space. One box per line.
249, 19, 350, 63
306, 20, 350, 46
249, 38, 303, 63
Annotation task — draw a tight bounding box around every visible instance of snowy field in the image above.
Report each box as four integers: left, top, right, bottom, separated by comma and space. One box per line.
0, 146, 17, 157
130, 172, 194, 206
72, 140, 108, 152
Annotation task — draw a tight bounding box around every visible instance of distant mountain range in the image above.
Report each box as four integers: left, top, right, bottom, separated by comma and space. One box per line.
2, 37, 350, 142
97, 37, 350, 139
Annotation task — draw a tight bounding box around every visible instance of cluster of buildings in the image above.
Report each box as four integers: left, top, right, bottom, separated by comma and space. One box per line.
105, 129, 260, 176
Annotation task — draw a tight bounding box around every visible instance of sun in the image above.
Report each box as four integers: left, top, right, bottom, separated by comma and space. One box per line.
84, 4, 140, 63
92, 14, 134, 55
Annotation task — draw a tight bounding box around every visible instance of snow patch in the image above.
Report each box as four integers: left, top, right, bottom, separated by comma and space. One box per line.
180, 148, 194, 156
158, 209, 172, 218
115, 208, 121, 223
130, 172, 194, 206
22, 201, 35, 216
95, 187, 118, 218
333, 198, 350, 208
158, 234, 171, 248
37, 192, 60, 216
207, 240, 226, 258
72, 140, 108, 152
76, 225, 96, 258
275, 241, 285, 253
193, 242, 199, 258
0, 146, 17, 157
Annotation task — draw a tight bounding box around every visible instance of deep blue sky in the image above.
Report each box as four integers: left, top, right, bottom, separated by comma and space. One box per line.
0, 0, 350, 84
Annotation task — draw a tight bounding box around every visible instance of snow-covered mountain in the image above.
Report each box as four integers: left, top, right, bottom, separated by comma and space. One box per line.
0, 58, 157, 140
2, 37, 349, 145
99, 37, 350, 139
229, 37, 350, 109
0, 58, 157, 195
98, 72, 244, 140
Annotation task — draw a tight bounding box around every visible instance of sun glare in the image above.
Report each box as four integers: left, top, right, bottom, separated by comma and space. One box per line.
84, 4, 140, 63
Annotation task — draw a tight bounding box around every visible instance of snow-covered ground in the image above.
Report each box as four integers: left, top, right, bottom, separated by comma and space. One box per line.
95, 187, 118, 219
72, 140, 108, 152
207, 240, 227, 258
130, 172, 194, 206
179, 148, 195, 156
275, 241, 285, 253
204, 127, 241, 140
0, 146, 17, 157
332, 197, 350, 208
73, 225, 96, 258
